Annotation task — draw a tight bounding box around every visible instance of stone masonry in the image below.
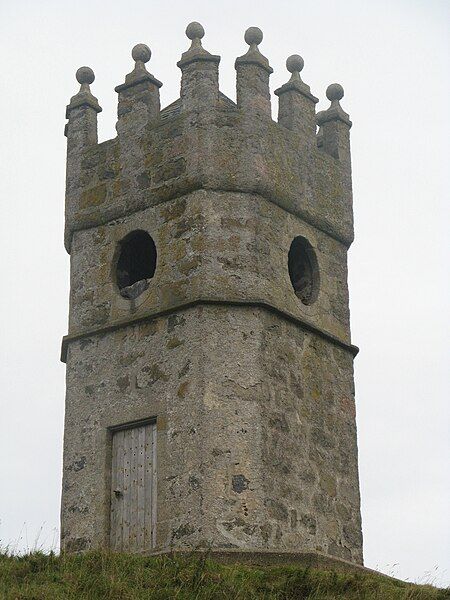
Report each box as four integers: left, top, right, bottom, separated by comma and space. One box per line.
61, 23, 363, 563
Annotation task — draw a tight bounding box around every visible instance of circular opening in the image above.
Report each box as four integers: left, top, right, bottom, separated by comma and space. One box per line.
288, 236, 319, 305
116, 230, 157, 299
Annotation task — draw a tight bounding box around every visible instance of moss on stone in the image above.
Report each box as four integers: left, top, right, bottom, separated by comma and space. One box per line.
80, 184, 107, 209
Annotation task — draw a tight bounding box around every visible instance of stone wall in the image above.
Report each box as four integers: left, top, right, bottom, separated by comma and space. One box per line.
67, 191, 351, 343
62, 305, 362, 563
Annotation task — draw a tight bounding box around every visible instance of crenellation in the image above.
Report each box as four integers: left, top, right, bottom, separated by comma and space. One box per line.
64, 115, 354, 249
63, 25, 354, 251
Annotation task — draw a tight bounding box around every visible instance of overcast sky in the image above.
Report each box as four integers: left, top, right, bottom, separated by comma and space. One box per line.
0, 0, 448, 588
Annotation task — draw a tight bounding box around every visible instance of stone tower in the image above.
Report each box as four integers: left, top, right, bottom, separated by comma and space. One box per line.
61, 23, 363, 563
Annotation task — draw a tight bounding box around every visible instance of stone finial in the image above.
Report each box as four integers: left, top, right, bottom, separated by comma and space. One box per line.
66, 66, 102, 120
274, 55, 318, 136
115, 43, 163, 136
177, 21, 220, 68
76, 66, 95, 90
115, 43, 162, 92
275, 54, 318, 102
235, 26, 273, 74
286, 55, 304, 79
316, 83, 351, 128
177, 22, 220, 109
132, 43, 151, 64
235, 26, 273, 116
245, 26, 263, 47
64, 66, 102, 251
327, 83, 344, 102
316, 83, 352, 161
186, 21, 205, 45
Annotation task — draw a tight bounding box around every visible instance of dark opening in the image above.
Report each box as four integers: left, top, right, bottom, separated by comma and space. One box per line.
116, 230, 157, 299
288, 236, 319, 305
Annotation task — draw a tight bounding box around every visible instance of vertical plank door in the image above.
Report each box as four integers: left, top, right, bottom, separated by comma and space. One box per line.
110, 421, 156, 552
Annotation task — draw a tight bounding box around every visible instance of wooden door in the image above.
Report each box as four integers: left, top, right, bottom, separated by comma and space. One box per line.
110, 421, 156, 552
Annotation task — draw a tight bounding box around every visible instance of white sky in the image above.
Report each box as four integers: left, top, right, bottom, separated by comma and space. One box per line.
0, 0, 449, 588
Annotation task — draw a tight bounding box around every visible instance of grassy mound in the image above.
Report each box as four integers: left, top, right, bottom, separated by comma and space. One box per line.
0, 550, 448, 599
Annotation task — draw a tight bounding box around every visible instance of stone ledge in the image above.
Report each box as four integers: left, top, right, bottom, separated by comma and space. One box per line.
61, 297, 359, 362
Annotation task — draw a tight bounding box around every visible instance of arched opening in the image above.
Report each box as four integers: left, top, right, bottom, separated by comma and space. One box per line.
116, 230, 157, 299
288, 236, 319, 305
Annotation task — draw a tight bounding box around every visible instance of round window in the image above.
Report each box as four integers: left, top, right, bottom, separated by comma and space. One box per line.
116, 230, 157, 299
288, 236, 319, 305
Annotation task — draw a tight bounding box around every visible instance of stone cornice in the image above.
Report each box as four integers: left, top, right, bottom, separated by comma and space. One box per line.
65, 92, 102, 119
61, 297, 358, 362
235, 51, 273, 74
115, 71, 163, 93
274, 79, 318, 103
177, 49, 220, 69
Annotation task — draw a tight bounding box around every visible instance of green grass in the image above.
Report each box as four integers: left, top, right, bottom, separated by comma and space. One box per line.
0, 550, 448, 599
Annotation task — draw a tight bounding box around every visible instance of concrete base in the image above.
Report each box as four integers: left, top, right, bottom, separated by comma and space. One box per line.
145, 548, 391, 580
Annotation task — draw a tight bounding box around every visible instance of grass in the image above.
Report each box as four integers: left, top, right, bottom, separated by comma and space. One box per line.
0, 550, 448, 599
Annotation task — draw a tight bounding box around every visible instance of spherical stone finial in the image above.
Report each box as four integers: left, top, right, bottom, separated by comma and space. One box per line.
76, 66, 95, 85
286, 54, 304, 74
132, 43, 151, 63
244, 26, 263, 46
326, 83, 344, 102
186, 21, 205, 40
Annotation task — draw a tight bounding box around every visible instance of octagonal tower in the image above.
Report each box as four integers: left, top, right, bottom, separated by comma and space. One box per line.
61, 24, 363, 564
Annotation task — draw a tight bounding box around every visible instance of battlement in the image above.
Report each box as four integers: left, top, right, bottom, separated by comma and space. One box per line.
64, 23, 354, 253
